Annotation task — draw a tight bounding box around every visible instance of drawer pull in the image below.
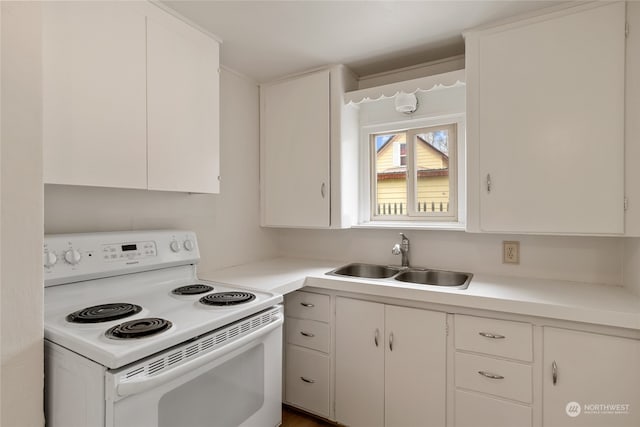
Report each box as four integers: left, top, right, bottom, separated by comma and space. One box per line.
300, 302, 315, 308
300, 331, 315, 338
552, 360, 558, 385
478, 332, 506, 339
478, 371, 505, 380
374, 328, 380, 347
389, 332, 394, 351
300, 376, 315, 384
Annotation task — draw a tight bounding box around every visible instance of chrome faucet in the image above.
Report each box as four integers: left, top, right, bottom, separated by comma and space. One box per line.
392, 233, 410, 268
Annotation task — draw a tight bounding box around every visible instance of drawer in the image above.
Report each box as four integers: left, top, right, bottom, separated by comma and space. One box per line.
285, 345, 330, 418
286, 317, 329, 353
455, 352, 532, 403
455, 315, 532, 361
455, 389, 532, 427
285, 291, 330, 322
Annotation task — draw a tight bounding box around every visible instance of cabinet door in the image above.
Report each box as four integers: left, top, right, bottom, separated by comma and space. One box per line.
625, 1, 640, 236
385, 305, 447, 427
543, 327, 640, 427
261, 70, 330, 227
471, 3, 625, 234
146, 9, 220, 193
42, 2, 147, 189
335, 298, 384, 427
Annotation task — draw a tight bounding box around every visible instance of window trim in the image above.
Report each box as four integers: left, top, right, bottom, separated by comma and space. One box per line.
360, 114, 466, 226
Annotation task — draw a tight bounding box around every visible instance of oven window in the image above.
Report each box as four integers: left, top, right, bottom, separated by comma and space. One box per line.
158, 344, 265, 427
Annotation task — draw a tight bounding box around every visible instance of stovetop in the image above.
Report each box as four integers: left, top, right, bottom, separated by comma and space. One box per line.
43, 230, 282, 370
45, 266, 282, 369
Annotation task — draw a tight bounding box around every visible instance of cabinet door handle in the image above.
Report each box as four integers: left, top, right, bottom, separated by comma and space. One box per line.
389, 332, 394, 351
300, 376, 315, 384
374, 328, 379, 347
478, 371, 504, 380
321, 182, 326, 199
478, 332, 505, 339
300, 331, 315, 338
300, 302, 314, 308
552, 360, 558, 385
487, 174, 492, 193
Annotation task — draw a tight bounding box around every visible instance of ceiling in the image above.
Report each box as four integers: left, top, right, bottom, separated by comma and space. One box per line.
163, 1, 560, 83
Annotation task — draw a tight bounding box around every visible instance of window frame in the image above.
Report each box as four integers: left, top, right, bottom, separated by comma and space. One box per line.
361, 114, 465, 225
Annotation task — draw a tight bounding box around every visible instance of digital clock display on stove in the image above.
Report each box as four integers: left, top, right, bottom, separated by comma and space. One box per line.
121, 244, 137, 252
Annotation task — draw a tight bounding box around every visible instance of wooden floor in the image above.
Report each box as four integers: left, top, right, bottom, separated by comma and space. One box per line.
282, 406, 335, 427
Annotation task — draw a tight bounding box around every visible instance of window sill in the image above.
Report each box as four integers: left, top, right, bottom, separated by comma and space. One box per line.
352, 221, 466, 231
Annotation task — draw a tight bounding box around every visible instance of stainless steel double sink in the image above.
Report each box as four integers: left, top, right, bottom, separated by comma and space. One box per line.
326, 263, 472, 290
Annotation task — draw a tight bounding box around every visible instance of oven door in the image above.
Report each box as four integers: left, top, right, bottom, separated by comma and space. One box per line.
105, 313, 283, 427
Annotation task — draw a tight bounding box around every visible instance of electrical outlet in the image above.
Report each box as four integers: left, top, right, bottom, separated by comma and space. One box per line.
503, 241, 520, 264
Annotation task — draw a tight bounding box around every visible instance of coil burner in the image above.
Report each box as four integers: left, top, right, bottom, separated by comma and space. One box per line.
106, 318, 172, 340
66, 303, 142, 324
199, 292, 256, 307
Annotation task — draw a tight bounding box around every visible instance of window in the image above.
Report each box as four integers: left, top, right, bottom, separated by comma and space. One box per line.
369, 123, 458, 222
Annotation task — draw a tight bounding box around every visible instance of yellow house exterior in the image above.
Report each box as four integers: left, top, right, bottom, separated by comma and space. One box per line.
375, 133, 450, 215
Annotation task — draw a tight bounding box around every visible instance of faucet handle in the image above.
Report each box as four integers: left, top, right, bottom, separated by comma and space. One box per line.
392, 243, 402, 255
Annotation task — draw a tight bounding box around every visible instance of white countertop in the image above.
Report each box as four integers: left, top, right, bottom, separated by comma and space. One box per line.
200, 258, 339, 295
199, 257, 640, 331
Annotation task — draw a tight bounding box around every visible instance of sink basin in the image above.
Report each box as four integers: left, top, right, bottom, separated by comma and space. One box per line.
326, 263, 472, 290
329, 263, 401, 279
394, 269, 472, 289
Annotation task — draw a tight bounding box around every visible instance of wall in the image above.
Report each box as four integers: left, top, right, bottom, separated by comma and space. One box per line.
273, 69, 626, 287
623, 238, 640, 296
276, 229, 624, 286
45, 68, 278, 272
1, 2, 45, 426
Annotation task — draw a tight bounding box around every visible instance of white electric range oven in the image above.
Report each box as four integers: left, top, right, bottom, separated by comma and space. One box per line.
43, 230, 283, 427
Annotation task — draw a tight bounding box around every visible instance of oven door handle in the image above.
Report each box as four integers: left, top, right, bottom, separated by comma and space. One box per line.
116, 316, 283, 398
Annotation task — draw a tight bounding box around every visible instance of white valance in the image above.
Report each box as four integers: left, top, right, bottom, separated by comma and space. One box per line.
344, 69, 465, 105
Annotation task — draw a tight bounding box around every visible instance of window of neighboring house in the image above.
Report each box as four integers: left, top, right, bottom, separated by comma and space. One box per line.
370, 122, 458, 221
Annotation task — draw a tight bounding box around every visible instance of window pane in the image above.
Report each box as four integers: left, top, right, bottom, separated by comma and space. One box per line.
374, 132, 407, 216
415, 129, 450, 213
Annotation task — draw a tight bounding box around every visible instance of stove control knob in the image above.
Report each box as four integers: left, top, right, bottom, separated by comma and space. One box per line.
170, 240, 181, 253
43, 251, 58, 268
183, 239, 195, 251
64, 249, 82, 265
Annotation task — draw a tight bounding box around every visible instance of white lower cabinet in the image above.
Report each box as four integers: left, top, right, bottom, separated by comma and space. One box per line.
285, 345, 330, 417
455, 389, 532, 427
543, 327, 640, 427
284, 290, 333, 419
335, 297, 447, 427
454, 315, 533, 427
455, 352, 532, 404
285, 289, 640, 427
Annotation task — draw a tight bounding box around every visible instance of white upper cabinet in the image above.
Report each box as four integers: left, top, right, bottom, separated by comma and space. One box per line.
146, 8, 220, 193
260, 66, 358, 228
261, 70, 331, 227
466, 2, 626, 234
43, 2, 148, 189
42, 2, 220, 193
625, 2, 640, 236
